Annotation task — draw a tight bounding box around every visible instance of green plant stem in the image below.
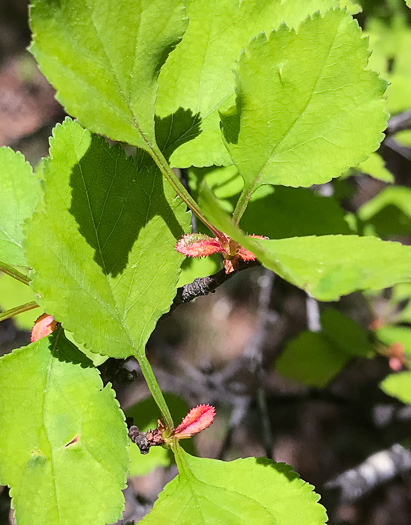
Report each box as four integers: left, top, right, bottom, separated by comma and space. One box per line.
232, 186, 253, 226
149, 145, 227, 243
172, 441, 192, 478
0, 261, 30, 285
0, 301, 39, 323
136, 352, 174, 431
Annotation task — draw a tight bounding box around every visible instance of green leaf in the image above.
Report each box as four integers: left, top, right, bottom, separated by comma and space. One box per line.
141, 447, 327, 524
358, 186, 411, 237
127, 394, 193, 477
0, 147, 39, 266
321, 308, 371, 357
377, 326, 411, 356
241, 186, 352, 238
0, 273, 38, 330
366, 15, 411, 114
277, 331, 351, 387
0, 328, 128, 525
256, 236, 411, 301
189, 165, 244, 213
355, 153, 394, 183
191, 165, 352, 238
157, 0, 360, 168
276, 308, 371, 387
381, 371, 411, 404
390, 283, 411, 324
221, 9, 387, 197
30, 0, 187, 151
199, 185, 411, 301
26, 119, 190, 358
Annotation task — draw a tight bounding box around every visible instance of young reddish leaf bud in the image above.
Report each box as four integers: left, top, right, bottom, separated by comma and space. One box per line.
237, 234, 267, 261
175, 233, 224, 258
171, 404, 215, 439
387, 342, 406, 371
31, 314, 58, 342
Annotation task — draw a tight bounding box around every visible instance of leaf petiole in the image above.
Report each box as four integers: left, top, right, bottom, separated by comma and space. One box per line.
232, 186, 253, 226
148, 145, 227, 243
0, 301, 39, 323
0, 262, 30, 285
136, 352, 174, 432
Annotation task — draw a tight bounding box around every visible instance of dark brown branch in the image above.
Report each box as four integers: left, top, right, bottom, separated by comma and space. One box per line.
384, 136, 411, 161
169, 259, 261, 313
386, 111, 411, 135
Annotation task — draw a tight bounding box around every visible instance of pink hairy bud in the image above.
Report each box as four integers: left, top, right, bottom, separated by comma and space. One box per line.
171, 404, 215, 439
175, 233, 224, 258
31, 314, 58, 342
175, 232, 267, 274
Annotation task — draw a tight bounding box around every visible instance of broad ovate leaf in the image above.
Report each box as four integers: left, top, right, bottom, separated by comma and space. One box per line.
0, 147, 39, 266
141, 447, 327, 524
199, 186, 411, 301
0, 328, 128, 525
30, 0, 187, 151
157, 0, 360, 168
221, 9, 387, 195
26, 119, 190, 358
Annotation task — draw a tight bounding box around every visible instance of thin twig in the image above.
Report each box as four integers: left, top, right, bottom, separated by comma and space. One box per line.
169, 259, 260, 313
386, 111, 411, 135
384, 136, 411, 161
323, 442, 411, 504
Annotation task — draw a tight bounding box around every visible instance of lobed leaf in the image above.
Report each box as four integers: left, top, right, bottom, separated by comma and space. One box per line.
0, 147, 39, 266
221, 9, 387, 195
157, 0, 360, 168
141, 447, 327, 524
0, 328, 128, 525
26, 119, 190, 358
30, 0, 187, 151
